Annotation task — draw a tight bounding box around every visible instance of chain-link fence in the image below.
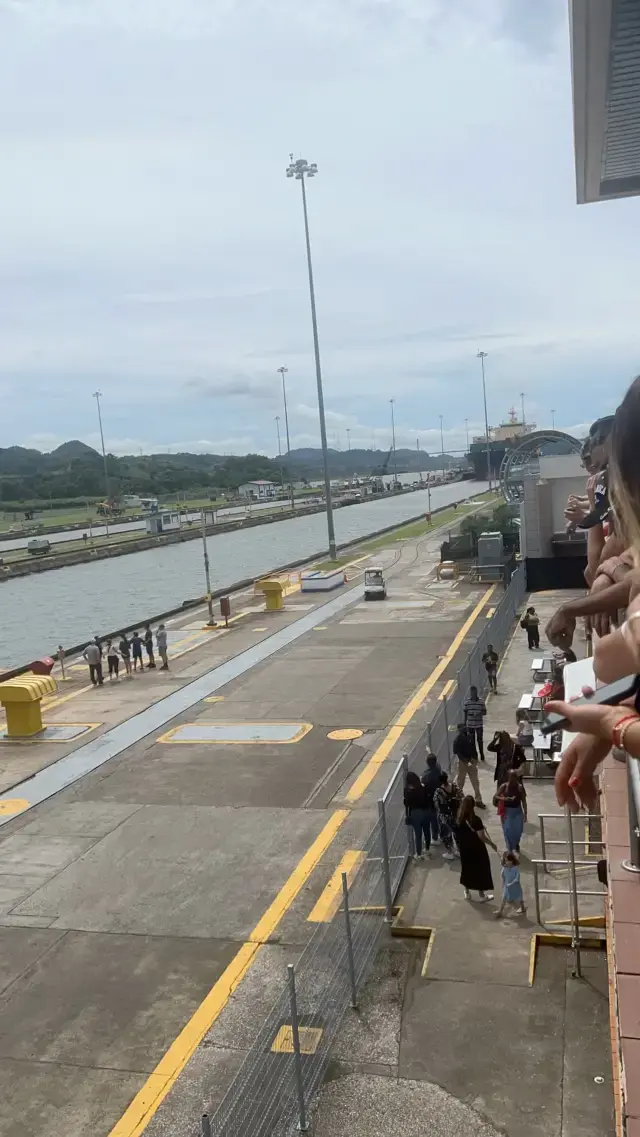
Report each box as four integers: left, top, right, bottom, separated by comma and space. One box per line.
203, 567, 526, 1137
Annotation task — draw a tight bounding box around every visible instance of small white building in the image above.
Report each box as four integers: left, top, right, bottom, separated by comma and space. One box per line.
238, 480, 276, 500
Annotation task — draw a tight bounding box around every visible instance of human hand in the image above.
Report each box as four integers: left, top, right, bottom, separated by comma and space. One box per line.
545, 607, 576, 648
554, 732, 611, 811
544, 698, 620, 741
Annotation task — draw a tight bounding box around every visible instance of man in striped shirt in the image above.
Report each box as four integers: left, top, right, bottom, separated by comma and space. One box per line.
463, 685, 487, 761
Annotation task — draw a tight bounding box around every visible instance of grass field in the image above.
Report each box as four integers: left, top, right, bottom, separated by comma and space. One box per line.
311, 492, 499, 572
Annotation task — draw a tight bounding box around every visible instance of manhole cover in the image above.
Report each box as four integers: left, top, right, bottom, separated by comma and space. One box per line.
159, 722, 313, 744
327, 729, 364, 741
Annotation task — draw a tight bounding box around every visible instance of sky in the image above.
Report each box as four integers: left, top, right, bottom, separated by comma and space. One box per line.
0, 0, 638, 459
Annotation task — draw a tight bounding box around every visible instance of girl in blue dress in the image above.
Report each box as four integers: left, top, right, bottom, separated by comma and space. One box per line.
495, 851, 525, 917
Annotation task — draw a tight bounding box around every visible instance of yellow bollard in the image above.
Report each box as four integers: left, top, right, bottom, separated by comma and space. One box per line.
0, 673, 57, 738
253, 578, 285, 611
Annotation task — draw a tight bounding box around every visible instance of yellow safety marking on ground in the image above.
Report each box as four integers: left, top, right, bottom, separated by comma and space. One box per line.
327, 728, 363, 741
252, 627, 268, 633
204, 696, 225, 703
157, 722, 313, 745
108, 808, 349, 1137
439, 679, 456, 702
42, 684, 94, 711
307, 850, 366, 922
486, 607, 496, 618
421, 929, 436, 977
0, 798, 30, 816
345, 585, 497, 803
271, 1025, 323, 1054
314, 626, 328, 631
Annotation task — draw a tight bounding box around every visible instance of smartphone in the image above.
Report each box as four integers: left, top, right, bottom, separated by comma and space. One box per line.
540, 673, 640, 735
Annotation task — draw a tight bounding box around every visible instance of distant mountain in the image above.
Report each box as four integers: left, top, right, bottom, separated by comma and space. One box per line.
287, 446, 459, 479
52, 440, 100, 459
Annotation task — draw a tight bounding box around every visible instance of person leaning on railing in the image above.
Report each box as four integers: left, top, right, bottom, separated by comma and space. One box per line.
547, 377, 640, 810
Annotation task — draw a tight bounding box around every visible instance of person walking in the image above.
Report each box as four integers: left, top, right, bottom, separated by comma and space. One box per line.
131, 630, 144, 672
520, 607, 540, 650
482, 644, 499, 693
420, 752, 442, 846
404, 772, 432, 859
495, 851, 526, 917
463, 685, 487, 760
119, 633, 132, 677
106, 639, 120, 681
144, 624, 156, 669
455, 794, 497, 901
488, 730, 526, 785
493, 769, 527, 853
453, 724, 485, 807
434, 772, 462, 860
515, 710, 534, 749
156, 623, 169, 670
83, 640, 103, 686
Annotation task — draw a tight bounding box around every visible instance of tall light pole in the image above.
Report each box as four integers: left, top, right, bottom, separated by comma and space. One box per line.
439, 414, 445, 477
477, 350, 492, 490
465, 418, 470, 451
275, 415, 286, 497
551, 409, 556, 430
417, 437, 423, 484
520, 391, 526, 429
93, 390, 110, 537
346, 427, 351, 451
277, 365, 295, 509
390, 398, 397, 484
286, 155, 336, 559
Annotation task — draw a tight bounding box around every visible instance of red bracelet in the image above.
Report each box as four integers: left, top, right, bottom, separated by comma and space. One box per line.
612, 714, 640, 750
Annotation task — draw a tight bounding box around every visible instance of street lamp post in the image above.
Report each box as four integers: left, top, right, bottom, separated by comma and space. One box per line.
390, 398, 397, 484
551, 409, 556, 430
92, 390, 110, 538
520, 392, 526, 429
346, 427, 351, 451
277, 365, 295, 510
286, 156, 336, 559
275, 415, 286, 497
465, 418, 470, 452
417, 437, 423, 483
477, 351, 492, 490
439, 414, 445, 477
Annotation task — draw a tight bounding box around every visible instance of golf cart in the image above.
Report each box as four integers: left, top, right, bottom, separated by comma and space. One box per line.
364, 566, 387, 601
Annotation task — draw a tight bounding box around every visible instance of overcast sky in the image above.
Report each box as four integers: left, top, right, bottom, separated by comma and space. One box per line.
0, 0, 637, 459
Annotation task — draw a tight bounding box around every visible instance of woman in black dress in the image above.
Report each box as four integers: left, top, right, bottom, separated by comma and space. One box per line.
456, 795, 498, 901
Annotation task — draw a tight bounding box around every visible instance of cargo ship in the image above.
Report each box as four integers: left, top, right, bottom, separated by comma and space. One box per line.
468, 408, 535, 481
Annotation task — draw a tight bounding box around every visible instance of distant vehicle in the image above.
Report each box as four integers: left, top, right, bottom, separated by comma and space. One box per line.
140, 498, 159, 513
27, 538, 51, 556
97, 500, 124, 517
364, 566, 387, 601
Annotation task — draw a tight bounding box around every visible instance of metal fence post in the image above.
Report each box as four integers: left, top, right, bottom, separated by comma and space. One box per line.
287, 965, 308, 1132
426, 722, 433, 756
378, 799, 394, 922
565, 808, 582, 979
402, 753, 415, 855
201, 1115, 212, 1137
533, 863, 541, 927
539, 815, 547, 873
341, 873, 358, 1008
442, 695, 451, 770
622, 757, 640, 874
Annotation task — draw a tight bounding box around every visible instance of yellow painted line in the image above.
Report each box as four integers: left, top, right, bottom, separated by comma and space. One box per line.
486, 607, 496, 619
108, 808, 349, 1137
314, 626, 328, 631
439, 679, 456, 702
204, 696, 225, 703
421, 930, 436, 977
345, 585, 496, 803
252, 627, 268, 633
307, 850, 366, 922
157, 722, 313, 745
0, 798, 30, 816
42, 684, 94, 711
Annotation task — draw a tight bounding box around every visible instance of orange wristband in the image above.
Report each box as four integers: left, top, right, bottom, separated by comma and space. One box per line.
612, 714, 640, 750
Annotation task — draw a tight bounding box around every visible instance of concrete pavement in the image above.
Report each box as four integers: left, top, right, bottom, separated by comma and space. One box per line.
0, 518, 497, 1137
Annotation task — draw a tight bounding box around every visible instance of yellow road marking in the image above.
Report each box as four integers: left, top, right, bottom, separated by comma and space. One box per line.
108, 808, 349, 1137
421, 929, 436, 977
0, 798, 30, 816
314, 626, 328, 631
307, 850, 366, 922
486, 607, 496, 618
345, 585, 496, 803
43, 684, 94, 711
439, 679, 456, 702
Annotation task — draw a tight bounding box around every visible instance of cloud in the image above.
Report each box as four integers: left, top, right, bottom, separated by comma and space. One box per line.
0, 0, 636, 458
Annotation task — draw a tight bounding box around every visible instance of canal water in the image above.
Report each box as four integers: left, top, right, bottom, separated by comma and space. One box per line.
0, 481, 487, 667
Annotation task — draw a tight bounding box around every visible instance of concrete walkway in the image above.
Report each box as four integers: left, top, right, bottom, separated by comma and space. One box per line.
0, 515, 496, 1137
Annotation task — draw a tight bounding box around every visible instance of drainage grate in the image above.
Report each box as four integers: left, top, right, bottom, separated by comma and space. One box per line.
158, 721, 313, 744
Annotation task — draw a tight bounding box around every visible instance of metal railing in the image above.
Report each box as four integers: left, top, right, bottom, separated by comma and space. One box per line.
202, 567, 526, 1136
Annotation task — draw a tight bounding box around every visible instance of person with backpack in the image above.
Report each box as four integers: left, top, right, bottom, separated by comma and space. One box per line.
420, 752, 442, 846
434, 772, 462, 861
520, 607, 540, 650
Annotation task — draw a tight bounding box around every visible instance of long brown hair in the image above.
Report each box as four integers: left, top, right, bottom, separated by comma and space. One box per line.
456, 794, 476, 827
610, 377, 640, 560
